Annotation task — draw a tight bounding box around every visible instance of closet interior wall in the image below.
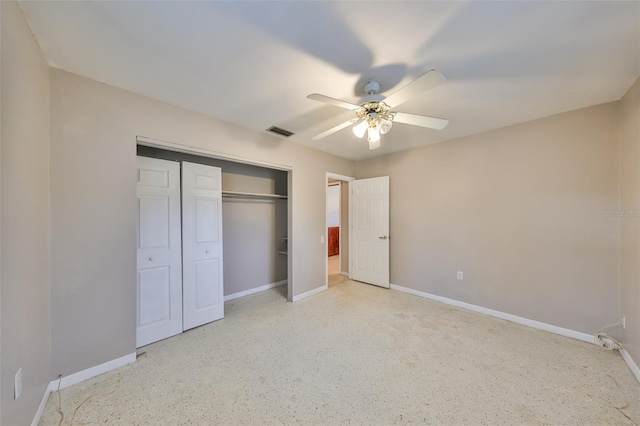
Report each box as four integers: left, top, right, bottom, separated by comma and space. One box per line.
137, 146, 288, 298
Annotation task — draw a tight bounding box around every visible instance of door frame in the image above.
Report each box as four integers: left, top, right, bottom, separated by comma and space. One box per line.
325, 172, 355, 290
137, 136, 294, 301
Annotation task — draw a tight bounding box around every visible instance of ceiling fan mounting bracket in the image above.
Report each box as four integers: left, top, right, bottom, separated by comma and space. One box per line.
363, 80, 381, 95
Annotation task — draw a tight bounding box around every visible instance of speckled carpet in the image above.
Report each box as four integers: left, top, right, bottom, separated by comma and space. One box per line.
40, 280, 639, 425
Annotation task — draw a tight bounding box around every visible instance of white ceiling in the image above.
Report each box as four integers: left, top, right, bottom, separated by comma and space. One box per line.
18, 1, 640, 161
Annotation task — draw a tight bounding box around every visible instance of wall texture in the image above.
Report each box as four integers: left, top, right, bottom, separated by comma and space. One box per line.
620, 76, 640, 367
0, 1, 51, 424
49, 69, 353, 378
355, 102, 621, 334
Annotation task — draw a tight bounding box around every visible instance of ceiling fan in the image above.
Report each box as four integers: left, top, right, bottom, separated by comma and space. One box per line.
307, 70, 449, 150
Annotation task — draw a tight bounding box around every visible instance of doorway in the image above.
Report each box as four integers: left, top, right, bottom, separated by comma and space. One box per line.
325, 173, 390, 290
326, 173, 355, 288
136, 140, 292, 348
137, 139, 292, 299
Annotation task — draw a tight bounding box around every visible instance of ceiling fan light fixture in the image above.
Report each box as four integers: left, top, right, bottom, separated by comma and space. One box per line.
352, 119, 368, 138
368, 138, 381, 150
379, 118, 393, 135
367, 126, 381, 143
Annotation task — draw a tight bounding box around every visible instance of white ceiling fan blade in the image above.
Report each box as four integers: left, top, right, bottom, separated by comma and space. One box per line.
384, 70, 445, 108
307, 93, 361, 111
312, 118, 359, 140
393, 112, 449, 130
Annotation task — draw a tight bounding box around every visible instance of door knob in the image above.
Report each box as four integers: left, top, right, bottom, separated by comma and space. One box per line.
378, 235, 388, 240
205, 250, 210, 254
149, 257, 154, 261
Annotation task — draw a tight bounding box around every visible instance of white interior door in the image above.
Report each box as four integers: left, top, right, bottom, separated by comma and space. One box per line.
136, 157, 183, 347
350, 176, 390, 288
182, 161, 224, 330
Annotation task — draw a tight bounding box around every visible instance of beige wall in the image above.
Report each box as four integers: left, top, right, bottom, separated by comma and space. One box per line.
355, 102, 621, 334
620, 76, 640, 366
49, 69, 353, 378
0, 1, 51, 424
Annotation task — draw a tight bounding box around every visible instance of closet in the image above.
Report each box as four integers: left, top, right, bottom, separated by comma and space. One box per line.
136, 146, 288, 348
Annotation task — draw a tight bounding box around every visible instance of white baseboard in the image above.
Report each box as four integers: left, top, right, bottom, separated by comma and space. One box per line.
49, 352, 136, 391
340, 271, 349, 277
224, 280, 287, 302
390, 284, 640, 385
31, 382, 55, 426
33, 352, 136, 425
620, 348, 640, 383
292, 284, 328, 302
389, 284, 594, 343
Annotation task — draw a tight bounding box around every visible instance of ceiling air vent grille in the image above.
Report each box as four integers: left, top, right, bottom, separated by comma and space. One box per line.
266, 126, 295, 138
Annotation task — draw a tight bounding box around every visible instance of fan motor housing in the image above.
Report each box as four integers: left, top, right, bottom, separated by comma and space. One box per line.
359, 94, 385, 105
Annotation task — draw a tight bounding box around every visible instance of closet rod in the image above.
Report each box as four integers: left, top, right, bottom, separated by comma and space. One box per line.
222, 190, 287, 200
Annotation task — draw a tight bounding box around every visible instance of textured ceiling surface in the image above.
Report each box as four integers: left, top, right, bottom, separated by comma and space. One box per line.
19, 1, 640, 160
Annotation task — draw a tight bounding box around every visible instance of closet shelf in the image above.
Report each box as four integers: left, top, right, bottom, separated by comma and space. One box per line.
222, 190, 287, 200
276, 251, 288, 256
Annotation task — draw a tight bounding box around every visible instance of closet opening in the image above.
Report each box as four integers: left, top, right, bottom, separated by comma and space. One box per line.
136, 144, 290, 347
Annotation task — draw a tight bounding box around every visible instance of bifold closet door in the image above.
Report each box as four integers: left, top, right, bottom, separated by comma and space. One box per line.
181, 161, 224, 330
136, 157, 183, 347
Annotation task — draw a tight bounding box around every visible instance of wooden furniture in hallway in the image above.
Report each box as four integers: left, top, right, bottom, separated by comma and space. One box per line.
328, 227, 339, 256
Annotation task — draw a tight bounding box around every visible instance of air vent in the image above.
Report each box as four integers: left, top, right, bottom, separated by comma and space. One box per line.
266, 126, 295, 138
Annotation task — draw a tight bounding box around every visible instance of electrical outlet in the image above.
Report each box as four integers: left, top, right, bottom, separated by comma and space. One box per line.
320, 236, 325, 244
14, 368, 22, 400
457, 271, 464, 280
621, 316, 626, 329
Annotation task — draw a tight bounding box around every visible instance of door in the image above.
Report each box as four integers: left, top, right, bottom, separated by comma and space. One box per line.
350, 176, 390, 288
182, 161, 224, 330
136, 157, 183, 347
